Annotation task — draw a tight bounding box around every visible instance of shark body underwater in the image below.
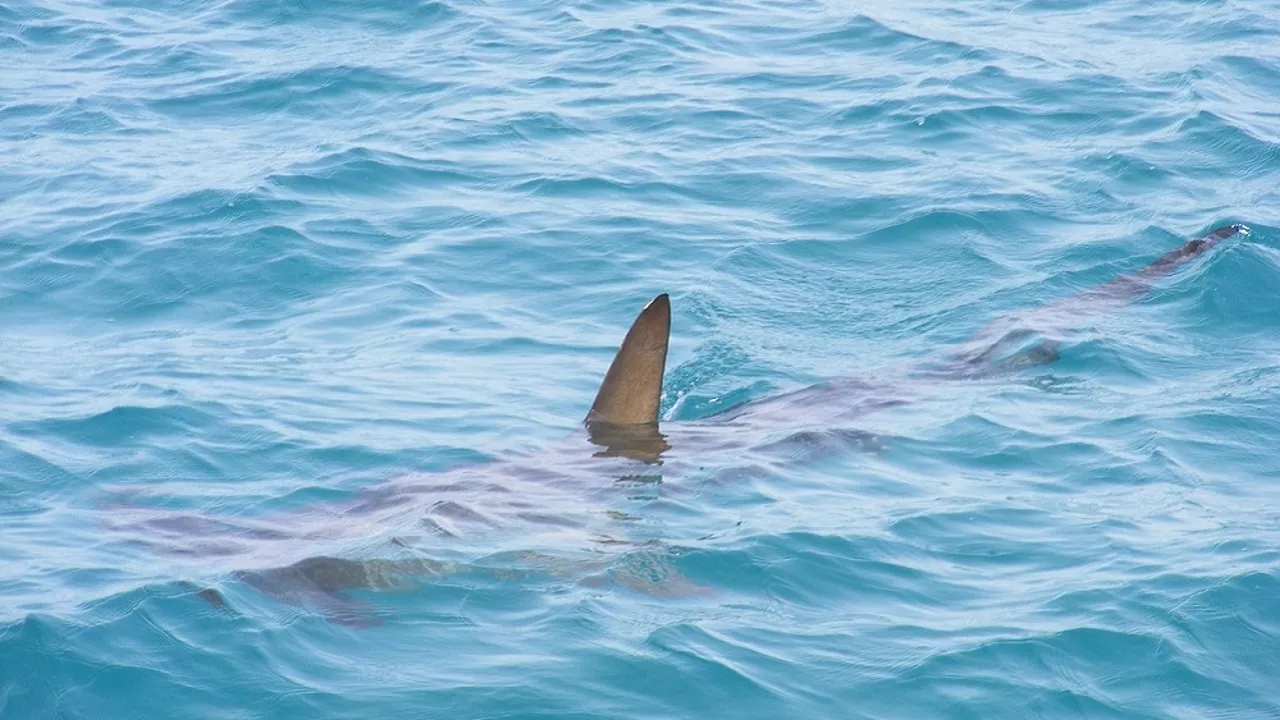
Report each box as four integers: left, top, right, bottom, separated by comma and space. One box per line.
119, 224, 1245, 625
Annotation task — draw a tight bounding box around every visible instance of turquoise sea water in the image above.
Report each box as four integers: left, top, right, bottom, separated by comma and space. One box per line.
3, 0, 1280, 717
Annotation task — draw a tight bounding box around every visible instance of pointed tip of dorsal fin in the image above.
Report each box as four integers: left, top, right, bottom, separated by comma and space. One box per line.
585, 293, 670, 426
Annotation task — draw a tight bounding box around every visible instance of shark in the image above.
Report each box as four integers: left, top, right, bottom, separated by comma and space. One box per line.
108, 224, 1246, 625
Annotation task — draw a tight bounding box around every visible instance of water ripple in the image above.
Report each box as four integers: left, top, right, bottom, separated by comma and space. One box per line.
2, 0, 1279, 717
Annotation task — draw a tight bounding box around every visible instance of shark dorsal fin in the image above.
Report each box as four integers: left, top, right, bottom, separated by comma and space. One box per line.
585, 293, 670, 426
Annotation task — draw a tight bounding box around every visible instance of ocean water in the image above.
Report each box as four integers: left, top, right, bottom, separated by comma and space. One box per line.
3, 0, 1280, 717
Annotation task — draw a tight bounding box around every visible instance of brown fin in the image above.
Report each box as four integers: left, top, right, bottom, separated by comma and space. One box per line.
585, 294, 670, 426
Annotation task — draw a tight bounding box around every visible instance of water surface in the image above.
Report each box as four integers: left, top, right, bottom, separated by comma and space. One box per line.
2, 0, 1279, 718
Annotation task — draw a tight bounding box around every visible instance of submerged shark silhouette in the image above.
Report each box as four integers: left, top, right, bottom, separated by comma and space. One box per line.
148, 224, 1244, 624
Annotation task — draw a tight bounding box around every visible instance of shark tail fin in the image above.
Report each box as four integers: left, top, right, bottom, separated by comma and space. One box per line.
586, 293, 671, 426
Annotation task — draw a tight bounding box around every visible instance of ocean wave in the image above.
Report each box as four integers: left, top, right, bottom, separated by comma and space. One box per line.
3, 0, 1279, 716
